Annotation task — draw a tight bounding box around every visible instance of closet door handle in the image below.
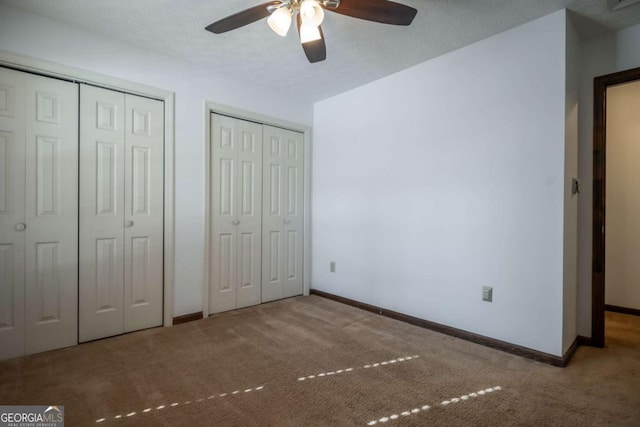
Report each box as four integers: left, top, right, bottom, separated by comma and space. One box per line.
125, 220, 134, 228
283, 219, 291, 224
232, 219, 240, 225
15, 223, 27, 231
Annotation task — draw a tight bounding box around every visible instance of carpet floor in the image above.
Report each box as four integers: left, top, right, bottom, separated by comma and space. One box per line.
1, 295, 639, 426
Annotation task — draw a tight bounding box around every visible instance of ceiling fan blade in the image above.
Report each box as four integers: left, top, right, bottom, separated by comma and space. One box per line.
326, 0, 417, 26
297, 15, 327, 63
205, 1, 281, 34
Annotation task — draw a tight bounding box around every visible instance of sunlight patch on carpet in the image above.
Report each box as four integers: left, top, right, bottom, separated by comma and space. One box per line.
95, 384, 265, 423
440, 386, 501, 406
365, 386, 502, 425
297, 355, 420, 382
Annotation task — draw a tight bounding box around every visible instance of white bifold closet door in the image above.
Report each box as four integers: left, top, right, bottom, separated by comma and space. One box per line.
261, 125, 304, 302
209, 113, 263, 314
0, 67, 78, 360
79, 85, 164, 342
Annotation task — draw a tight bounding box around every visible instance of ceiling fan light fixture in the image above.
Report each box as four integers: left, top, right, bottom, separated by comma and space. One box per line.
299, 0, 324, 27
299, 23, 321, 44
267, 6, 292, 37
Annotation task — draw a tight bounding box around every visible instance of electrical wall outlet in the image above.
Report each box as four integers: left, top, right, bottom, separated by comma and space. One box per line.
482, 286, 493, 302
330, 261, 336, 273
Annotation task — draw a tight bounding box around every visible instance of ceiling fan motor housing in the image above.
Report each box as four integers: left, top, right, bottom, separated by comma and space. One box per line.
268, 0, 340, 14
322, 0, 341, 9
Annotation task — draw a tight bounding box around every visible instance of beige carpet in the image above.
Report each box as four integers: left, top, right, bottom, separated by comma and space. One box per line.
1, 296, 639, 426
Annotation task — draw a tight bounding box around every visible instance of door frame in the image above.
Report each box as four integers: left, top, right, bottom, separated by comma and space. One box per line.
592, 66, 640, 347
203, 101, 312, 317
0, 49, 176, 328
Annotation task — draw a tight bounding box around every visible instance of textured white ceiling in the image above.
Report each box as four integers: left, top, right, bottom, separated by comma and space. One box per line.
3, 0, 640, 102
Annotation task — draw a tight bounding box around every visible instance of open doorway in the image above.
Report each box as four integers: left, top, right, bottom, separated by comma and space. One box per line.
592, 66, 640, 347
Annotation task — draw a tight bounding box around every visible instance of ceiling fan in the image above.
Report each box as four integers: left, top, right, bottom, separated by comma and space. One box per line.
205, 0, 417, 63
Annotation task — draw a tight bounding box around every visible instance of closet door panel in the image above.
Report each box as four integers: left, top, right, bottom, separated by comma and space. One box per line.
262, 126, 303, 302
79, 85, 126, 342
24, 74, 78, 354
0, 68, 26, 360
210, 114, 239, 313
235, 120, 262, 309
123, 94, 164, 332
210, 114, 262, 313
282, 131, 304, 298
261, 127, 285, 303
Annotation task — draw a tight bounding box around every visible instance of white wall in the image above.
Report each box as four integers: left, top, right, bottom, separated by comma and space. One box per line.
0, 4, 313, 317
313, 11, 570, 356
563, 14, 581, 353
577, 23, 640, 336
604, 80, 640, 311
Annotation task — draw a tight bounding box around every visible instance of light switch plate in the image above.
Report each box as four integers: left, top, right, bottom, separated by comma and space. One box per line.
482, 286, 493, 302
330, 261, 336, 273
